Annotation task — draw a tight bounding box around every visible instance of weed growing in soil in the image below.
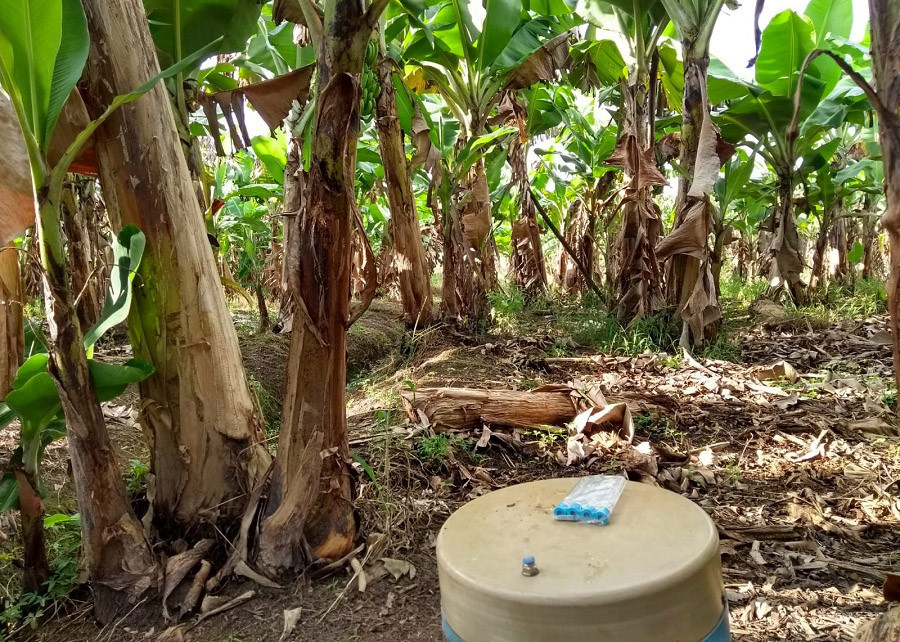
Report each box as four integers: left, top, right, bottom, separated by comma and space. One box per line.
786, 280, 887, 324
0, 515, 81, 639
526, 427, 566, 448
633, 412, 684, 443
247, 372, 280, 437
416, 434, 452, 463
720, 273, 767, 306
489, 288, 524, 324
559, 309, 681, 356
701, 334, 742, 362
125, 459, 149, 495
413, 432, 482, 467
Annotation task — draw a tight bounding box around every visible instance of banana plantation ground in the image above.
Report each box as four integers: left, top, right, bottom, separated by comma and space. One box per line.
8, 285, 898, 642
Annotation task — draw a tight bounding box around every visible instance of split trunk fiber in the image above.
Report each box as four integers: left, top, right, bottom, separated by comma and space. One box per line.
81, 0, 270, 531
768, 176, 806, 303
374, 55, 433, 326
0, 246, 22, 399
509, 138, 546, 297
613, 78, 665, 320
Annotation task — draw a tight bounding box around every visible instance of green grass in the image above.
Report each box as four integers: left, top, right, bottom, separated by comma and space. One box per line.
633, 412, 684, 442
414, 433, 482, 466
125, 459, 149, 495
700, 332, 742, 361
489, 287, 525, 321
557, 308, 682, 356
785, 279, 887, 324
247, 372, 280, 437
720, 273, 767, 307
416, 434, 453, 463
0, 514, 81, 639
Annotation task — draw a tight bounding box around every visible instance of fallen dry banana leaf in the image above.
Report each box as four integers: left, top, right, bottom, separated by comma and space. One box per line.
198, 590, 256, 622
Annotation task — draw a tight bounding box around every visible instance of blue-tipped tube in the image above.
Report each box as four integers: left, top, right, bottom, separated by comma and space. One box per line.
551, 476, 625, 525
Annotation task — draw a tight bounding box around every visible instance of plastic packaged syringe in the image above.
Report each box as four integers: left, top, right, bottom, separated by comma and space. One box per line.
552, 475, 626, 525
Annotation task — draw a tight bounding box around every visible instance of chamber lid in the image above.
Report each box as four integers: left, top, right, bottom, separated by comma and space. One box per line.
436, 478, 719, 606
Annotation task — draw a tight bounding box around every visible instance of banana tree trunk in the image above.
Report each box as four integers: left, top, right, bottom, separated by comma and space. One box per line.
810, 209, 832, 289
435, 178, 462, 320
254, 277, 270, 332
510, 203, 546, 297
614, 77, 665, 320
0, 246, 22, 399
559, 193, 602, 296
257, 0, 384, 573
15, 468, 47, 592
868, 0, 900, 445
661, 42, 722, 346
559, 201, 582, 293
511, 217, 546, 296
710, 223, 726, 298
509, 139, 546, 297
860, 196, 876, 280
61, 182, 105, 330
81, 0, 270, 530
767, 176, 806, 303
668, 52, 706, 302
36, 184, 160, 622
457, 159, 497, 321
833, 215, 849, 282
374, 55, 433, 326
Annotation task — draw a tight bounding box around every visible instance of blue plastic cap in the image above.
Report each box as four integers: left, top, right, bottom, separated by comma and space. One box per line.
597, 507, 610, 525
523, 556, 535, 565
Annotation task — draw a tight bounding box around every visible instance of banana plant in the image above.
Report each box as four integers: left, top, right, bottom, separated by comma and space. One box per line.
806, 143, 883, 287
0, 226, 152, 592
0, 0, 214, 602
532, 84, 619, 295
403, 0, 574, 321
652, 0, 730, 347
710, 147, 761, 293
575, 0, 670, 320
716, 0, 867, 303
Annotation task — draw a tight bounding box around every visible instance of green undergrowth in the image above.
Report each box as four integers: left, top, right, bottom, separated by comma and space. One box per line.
490, 275, 887, 365
786, 279, 887, 324
415, 433, 481, 467
0, 514, 81, 640
248, 372, 281, 438
492, 285, 752, 359
719, 273, 768, 308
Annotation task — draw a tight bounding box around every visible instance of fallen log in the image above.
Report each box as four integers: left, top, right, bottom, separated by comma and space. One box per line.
401, 387, 579, 431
